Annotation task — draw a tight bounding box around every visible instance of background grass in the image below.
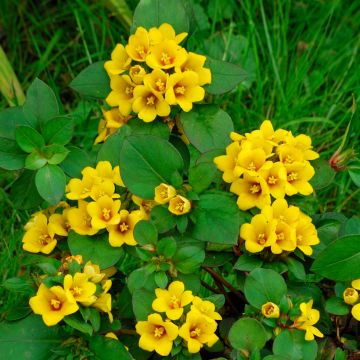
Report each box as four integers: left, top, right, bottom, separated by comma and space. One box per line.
0, 0, 359, 314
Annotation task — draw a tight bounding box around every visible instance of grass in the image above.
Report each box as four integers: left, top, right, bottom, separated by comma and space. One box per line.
0, 0, 359, 313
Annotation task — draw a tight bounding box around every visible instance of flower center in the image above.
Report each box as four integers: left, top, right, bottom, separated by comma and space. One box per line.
146, 95, 155, 105
287, 172, 298, 182
265, 305, 274, 315
155, 78, 165, 92
119, 222, 129, 233
102, 208, 111, 220
39, 234, 51, 245
136, 46, 146, 59
170, 295, 180, 309
83, 214, 92, 227
284, 155, 294, 164
277, 232, 285, 241
257, 233, 266, 245
160, 52, 171, 65
345, 288, 355, 297
72, 286, 83, 296
82, 187, 90, 194
50, 299, 61, 310
249, 184, 260, 194
190, 327, 201, 338
154, 326, 165, 338
268, 175, 278, 185
175, 200, 185, 212
175, 85, 186, 95
247, 161, 257, 171
125, 86, 133, 95
297, 234, 303, 244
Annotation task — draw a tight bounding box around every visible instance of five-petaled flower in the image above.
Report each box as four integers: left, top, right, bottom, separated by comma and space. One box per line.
262, 302, 280, 318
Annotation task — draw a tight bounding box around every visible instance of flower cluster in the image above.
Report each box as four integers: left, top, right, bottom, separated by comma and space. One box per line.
214, 120, 319, 211
154, 183, 191, 216
29, 259, 113, 326
240, 198, 319, 255
343, 279, 360, 321
135, 281, 221, 356
104, 23, 211, 122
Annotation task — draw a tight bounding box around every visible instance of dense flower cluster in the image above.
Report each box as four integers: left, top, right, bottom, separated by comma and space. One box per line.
29, 258, 113, 326
343, 279, 360, 321
214, 120, 319, 211
135, 281, 221, 356
104, 23, 211, 122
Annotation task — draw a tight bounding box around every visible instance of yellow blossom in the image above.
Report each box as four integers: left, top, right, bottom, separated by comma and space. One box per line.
92, 280, 113, 322
125, 27, 150, 62
148, 23, 187, 45
168, 195, 191, 215
143, 68, 169, 95
90, 179, 120, 201
106, 75, 136, 116
146, 40, 187, 70
64, 273, 97, 304
230, 173, 271, 210
105, 332, 119, 340
214, 141, 242, 183
190, 296, 222, 321
165, 71, 205, 112
352, 279, 360, 290
22, 213, 57, 254
66, 173, 98, 200
95, 161, 124, 187
129, 64, 146, 84
284, 133, 319, 161
234, 148, 271, 177
48, 209, 71, 237
87, 195, 121, 230
29, 284, 79, 326
136, 313, 178, 356
152, 281, 193, 320
294, 300, 324, 341
294, 213, 320, 256
262, 302, 280, 318
62, 255, 83, 270
240, 214, 277, 253
132, 85, 170, 122
343, 288, 359, 305
351, 303, 360, 321
104, 44, 131, 76
261, 198, 300, 227
285, 161, 315, 196
83, 261, 105, 283
67, 200, 99, 236
107, 209, 144, 247
132, 195, 157, 219
258, 162, 287, 199
277, 143, 305, 165
154, 183, 177, 204
271, 221, 297, 254
179, 311, 219, 353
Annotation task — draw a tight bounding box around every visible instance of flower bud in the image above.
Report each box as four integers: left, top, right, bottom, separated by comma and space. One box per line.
343, 287, 359, 305
261, 302, 280, 318
329, 148, 356, 171
154, 183, 177, 204
168, 195, 191, 215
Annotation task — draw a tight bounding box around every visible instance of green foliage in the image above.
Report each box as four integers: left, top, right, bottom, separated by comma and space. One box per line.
89, 335, 133, 360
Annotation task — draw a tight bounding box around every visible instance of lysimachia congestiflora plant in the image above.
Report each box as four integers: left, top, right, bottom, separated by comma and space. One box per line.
0, 1, 360, 359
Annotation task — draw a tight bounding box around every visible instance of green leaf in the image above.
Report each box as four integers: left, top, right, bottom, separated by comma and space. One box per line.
0, 315, 64, 359
325, 297, 350, 315
89, 335, 133, 360
205, 294, 225, 310
2, 277, 34, 294
23, 78, 60, 127
43, 144, 69, 165
339, 217, 360, 236
60, 146, 91, 178
180, 105, 234, 153
35, 164, 66, 204
286, 258, 306, 281
68, 231, 124, 269
273, 329, 318, 360
150, 205, 176, 233
190, 191, 240, 244
311, 235, 360, 281
134, 220, 158, 245
132, 0, 190, 34
157, 236, 177, 258
15, 125, 45, 153
228, 317, 267, 352
63, 313, 93, 335
132, 289, 155, 321
0, 138, 26, 170
128, 118, 170, 139
0, 106, 29, 139
172, 245, 205, 274
25, 151, 47, 170
11, 170, 43, 209
128, 268, 152, 293
348, 160, 360, 187
203, 252, 234, 267
155, 271, 168, 288
244, 268, 287, 309
70, 61, 111, 99
120, 135, 184, 198
42, 115, 73, 145
189, 162, 217, 193
234, 254, 263, 272
205, 57, 248, 94
310, 157, 335, 190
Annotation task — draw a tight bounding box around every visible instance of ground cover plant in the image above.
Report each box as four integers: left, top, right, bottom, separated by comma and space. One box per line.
0, 0, 360, 359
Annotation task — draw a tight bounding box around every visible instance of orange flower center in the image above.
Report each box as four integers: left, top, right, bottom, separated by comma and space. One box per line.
257, 233, 266, 245
83, 214, 92, 227
175, 200, 185, 212
175, 85, 186, 95
102, 208, 111, 220
190, 327, 201, 338
287, 172, 298, 182
268, 175, 278, 184
264, 304, 275, 315
119, 222, 129, 233
160, 52, 171, 65
345, 288, 356, 297
146, 95, 155, 105
154, 326, 165, 338
169, 295, 180, 309
72, 286, 83, 296
276, 232, 285, 241
247, 161, 257, 171
136, 46, 146, 59
249, 184, 260, 194
159, 188, 168, 199
39, 233, 51, 245
125, 86, 133, 95
284, 155, 294, 164
50, 299, 61, 310
155, 78, 165, 92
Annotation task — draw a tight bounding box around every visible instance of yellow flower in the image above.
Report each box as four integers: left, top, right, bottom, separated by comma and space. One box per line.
271, 221, 297, 254
63, 273, 97, 304
22, 213, 57, 254
294, 213, 320, 256
129, 64, 146, 84
178, 311, 219, 353
154, 183, 177, 204
92, 280, 113, 322
104, 44, 131, 76
106, 75, 136, 116
146, 40, 187, 70
262, 302, 280, 318
190, 296, 222, 321
105, 332, 119, 340
90, 179, 120, 201
87, 195, 121, 230
240, 214, 277, 253
230, 173, 271, 210
132, 85, 170, 122
48, 208, 71, 237
214, 141, 242, 183
107, 209, 144, 247
352, 279, 360, 290
67, 200, 99, 236
148, 23, 187, 46
66, 174, 97, 200
136, 313, 178, 356
29, 284, 79, 326
143, 68, 169, 96
277, 143, 305, 165
233, 148, 271, 177
351, 303, 360, 321
343, 288, 359, 305
168, 195, 191, 215
261, 198, 300, 227
285, 161, 315, 196
175, 52, 211, 86
152, 280, 193, 320
62, 255, 83, 270
132, 195, 157, 219
294, 300, 324, 341
165, 71, 205, 112
95, 161, 124, 187
284, 133, 319, 161
258, 162, 287, 199
83, 261, 105, 283
125, 27, 150, 62
95, 119, 108, 144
